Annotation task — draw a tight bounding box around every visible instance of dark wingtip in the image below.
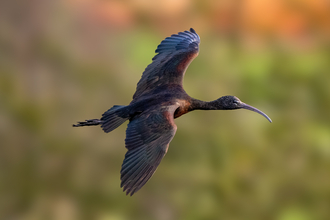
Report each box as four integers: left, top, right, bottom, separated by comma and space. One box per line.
190, 28, 196, 33
123, 187, 135, 196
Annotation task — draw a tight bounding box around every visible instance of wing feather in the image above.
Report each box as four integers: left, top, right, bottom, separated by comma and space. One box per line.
132, 28, 200, 100
120, 105, 178, 195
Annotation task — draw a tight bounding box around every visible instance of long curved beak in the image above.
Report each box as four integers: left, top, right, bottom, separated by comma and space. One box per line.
239, 102, 272, 123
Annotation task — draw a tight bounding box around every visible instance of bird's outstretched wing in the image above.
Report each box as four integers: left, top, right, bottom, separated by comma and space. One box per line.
120, 105, 178, 195
132, 28, 200, 100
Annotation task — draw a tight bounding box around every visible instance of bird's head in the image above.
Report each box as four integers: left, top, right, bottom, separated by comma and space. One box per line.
217, 96, 272, 122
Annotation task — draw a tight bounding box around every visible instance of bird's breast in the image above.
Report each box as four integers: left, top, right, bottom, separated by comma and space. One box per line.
174, 100, 191, 118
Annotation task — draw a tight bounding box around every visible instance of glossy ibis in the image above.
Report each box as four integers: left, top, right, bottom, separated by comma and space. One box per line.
73, 28, 272, 196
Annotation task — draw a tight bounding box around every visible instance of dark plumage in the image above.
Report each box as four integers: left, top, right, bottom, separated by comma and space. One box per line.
73, 28, 272, 196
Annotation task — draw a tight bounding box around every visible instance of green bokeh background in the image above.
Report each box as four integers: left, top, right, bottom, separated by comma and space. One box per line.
1, 1, 330, 219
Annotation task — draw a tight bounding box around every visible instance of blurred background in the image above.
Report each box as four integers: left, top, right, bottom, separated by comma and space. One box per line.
0, 0, 330, 219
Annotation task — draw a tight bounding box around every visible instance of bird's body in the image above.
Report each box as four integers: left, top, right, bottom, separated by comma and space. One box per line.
74, 28, 271, 196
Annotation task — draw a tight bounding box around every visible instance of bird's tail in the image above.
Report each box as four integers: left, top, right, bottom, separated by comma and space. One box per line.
73, 105, 129, 133
100, 105, 129, 133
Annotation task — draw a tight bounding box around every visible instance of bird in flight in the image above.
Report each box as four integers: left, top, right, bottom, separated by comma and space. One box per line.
73, 28, 272, 196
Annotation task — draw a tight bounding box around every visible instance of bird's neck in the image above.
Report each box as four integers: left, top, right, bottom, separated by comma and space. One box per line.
190, 98, 223, 111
